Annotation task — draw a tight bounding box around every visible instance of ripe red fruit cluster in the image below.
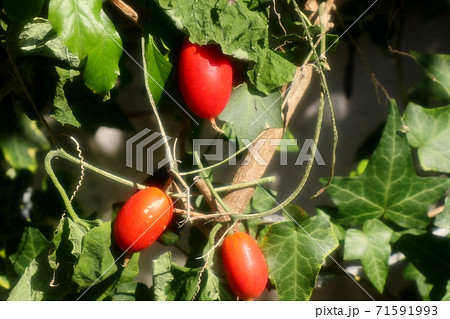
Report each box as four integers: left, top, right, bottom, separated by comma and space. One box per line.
113, 187, 173, 253
178, 40, 233, 119
221, 232, 268, 300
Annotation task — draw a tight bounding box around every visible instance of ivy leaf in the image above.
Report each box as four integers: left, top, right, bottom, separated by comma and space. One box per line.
322, 100, 450, 229
154, 0, 295, 93
395, 233, 450, 300
9, 227, 49, 276
403, 263, 433, 301
442, 282, 450, 301
410, 51, 450, 98
344, 219, 393, 293
403, 102, 450, 173
0, 105, 50, 172
72, 222, 139, 298
219, 83, 283, 142
435, 195, 450, 230
143, 34, 173, 106
52, 67, 81, 127
4, 0, 44, 23
83, 10, 122, 94
260, 214, 338, 300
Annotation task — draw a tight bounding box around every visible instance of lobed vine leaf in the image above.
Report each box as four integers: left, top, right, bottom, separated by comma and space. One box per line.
395, 233, 450, 300
152, 251, 200, 301
219, 83, 283, 142
9, 227, 49, 276
260, 214, 338, 300
52, 67, 81, 127
322, 100, 450, 229
344, 219, 393, 293
403, 102, 450, 173
72, 222, 139, 299
15, 18, 80, 68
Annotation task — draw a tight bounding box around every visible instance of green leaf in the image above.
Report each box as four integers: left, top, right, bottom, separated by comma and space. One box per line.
152, 251, 200, 301
48, 0, 122, 94
8, 259, 45, 301
8, 249, 66, 300
282, 204, 309, 224
9, 227, 49, 276
219, 83, 283, 142
143, 34, 173, 106
276, 127, 300, 152
154, 0, 295, 93
247, 48, 296, 93
403, 102, 450, 173
410, 51, 450, 98
435, 195, 450, 230
153, 224, 226, 301
442, 281, 450, 301
260, 214, 338, 300
323, 100, 450, 229
48, 0, 102, 59
15, 18, 80, 68
403, 263, 433, 301
52, 67, 81, 127
83, 10, 122, 94
244, 186, 277, 214
395, 233, 450, 300
344, 219, 393, 293
4, 0, 44, 23
72, 222, 139, 293
112, 282, 151, 301
0, 105, 50, 172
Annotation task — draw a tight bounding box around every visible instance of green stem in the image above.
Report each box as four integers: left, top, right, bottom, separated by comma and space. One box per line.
141, 36, 177, 172
169, 176, 276, 198
193, 151, 232, 213
57, 149, 146, 189
44, 150, 89, 227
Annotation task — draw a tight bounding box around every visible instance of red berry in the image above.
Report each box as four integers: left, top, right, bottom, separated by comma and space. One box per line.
221, 232, 268, 300
113, 187, 173, 253
178, 40, 233, 119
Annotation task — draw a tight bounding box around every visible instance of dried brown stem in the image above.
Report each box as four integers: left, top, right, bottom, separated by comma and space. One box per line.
109, 0, 139, 24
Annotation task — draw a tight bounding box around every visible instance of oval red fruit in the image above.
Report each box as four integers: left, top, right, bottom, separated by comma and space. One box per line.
178, 40, 233, 119
113, 187, 173, 253
221, 232, 268, 300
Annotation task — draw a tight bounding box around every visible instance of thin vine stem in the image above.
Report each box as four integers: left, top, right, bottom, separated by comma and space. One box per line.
57, 148, 146, 189
45, 150, 89, 227
169, 175, 276, 198
193, 151, 232, 213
